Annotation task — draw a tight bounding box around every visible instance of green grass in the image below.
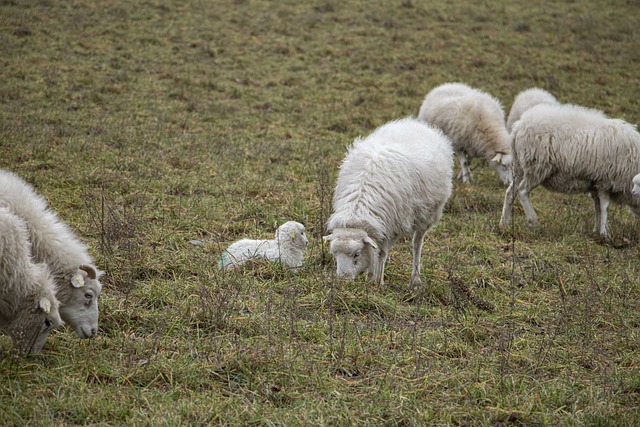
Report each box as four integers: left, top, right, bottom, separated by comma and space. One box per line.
1, 0, 640, 425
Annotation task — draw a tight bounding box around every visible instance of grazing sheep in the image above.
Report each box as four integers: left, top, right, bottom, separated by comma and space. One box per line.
0, 208, 63, 354
500, 103, 640, 239
418, 82, 512, 185
0, 169, 102, 339
324, 117, 453, 287
506, 87, 559, 133
219, 221, 309, 271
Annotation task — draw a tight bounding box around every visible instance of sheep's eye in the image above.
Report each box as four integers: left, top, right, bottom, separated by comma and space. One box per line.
44, 319, 52, 328
85, 293, 93, 300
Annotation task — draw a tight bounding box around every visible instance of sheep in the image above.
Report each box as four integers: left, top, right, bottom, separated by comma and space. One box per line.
499, 103, 640, 239
219, 221, 309, 271
417, 82, 512, 185
324, 117, 454, 287
506, 87, 559, 133
0, 169, 102, 339
0, 207, 63, 354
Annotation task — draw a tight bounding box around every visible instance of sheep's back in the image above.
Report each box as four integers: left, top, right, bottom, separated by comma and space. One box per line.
0, 170, 93, 278
512, 104, 640, 195
418, 86, 508, 157
329, 118, 453, 237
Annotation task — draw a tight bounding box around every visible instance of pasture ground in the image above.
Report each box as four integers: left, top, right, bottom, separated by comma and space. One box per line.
1, 0, 639, 425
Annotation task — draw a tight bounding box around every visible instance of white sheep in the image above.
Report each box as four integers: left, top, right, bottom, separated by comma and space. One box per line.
0, 169, 102, 339
506, 87, 559, 133
632, 174, 640, 197
219, 221, 309, 271
0, 207, 63, 354
417, 82, 512, 185
324, 117, 453, 287
500, 103, 640, 239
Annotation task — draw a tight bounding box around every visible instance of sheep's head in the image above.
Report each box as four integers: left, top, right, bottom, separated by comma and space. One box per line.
632, 174, 640, 197
59, 264, 103, 339
276, 221, 309, 250
489, 152, 513, 185
324, 228, 378, 280
7, 266, 62, 354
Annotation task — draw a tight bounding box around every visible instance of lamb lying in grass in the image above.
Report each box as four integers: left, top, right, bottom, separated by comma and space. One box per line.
219, 221, 309, 271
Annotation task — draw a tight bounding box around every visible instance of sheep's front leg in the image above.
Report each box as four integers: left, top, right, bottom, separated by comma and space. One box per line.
456, 151, 472, 183
410, 230, 428, 287
516, 178, 538, 227
369, 247, 389, 286
500, 181, 516, 228
596, 190, 611, 239
590, 191, 603, 235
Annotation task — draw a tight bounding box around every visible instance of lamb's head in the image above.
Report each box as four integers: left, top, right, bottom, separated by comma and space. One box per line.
276, 221, 309, 250
324, 228, 378, 280
489, 151, 513, 185
8, 264, 63, 354
632, 174, 640, 197
59, 264, 103, 339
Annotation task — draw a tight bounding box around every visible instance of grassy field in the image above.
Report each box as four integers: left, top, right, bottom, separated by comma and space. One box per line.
1, 0, 640, 425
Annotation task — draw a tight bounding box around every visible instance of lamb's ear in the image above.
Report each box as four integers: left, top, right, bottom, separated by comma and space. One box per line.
363, 236, 378, 249
38, 297, 51, 315
492, 153, 504, 164
79, 264, 97, 280
323, 234, 334, 243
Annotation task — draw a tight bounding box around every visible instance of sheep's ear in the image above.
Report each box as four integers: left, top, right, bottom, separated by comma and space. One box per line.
323, 234, 333, 242
492, 153, 504, 164
291, 229, 296, 241
38, 297, 51, 315
71, 273, 85, 288
79, 264, 97, 280
363, 236, 378, 249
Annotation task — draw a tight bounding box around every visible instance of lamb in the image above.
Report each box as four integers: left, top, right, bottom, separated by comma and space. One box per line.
219, 221, 309, 271
499, 103, 640, 239
0, 207, 63, 354
417, 82, 512, 185
506, 87, 559, 133
0, 169, 102, 339
324, 117, 454, 287
632, 174, 640, 197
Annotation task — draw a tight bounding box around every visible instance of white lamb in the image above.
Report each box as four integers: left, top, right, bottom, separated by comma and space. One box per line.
219, 221, 309, 271
500, 103, 640, 239
632, 174, 640, 197
506, 87, 559, 133
0, 207, 63, 354
417, 82, 512, 185
0, 169, 102, 339
324, 117, 454, 287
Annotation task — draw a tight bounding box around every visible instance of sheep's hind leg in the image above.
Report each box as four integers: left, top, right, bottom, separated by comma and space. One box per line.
410, 230, 428, 287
